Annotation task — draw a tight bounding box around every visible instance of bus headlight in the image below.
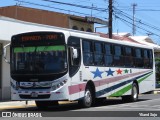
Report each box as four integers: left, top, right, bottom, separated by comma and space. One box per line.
11, 82, 16, 89
52, 79, 67, 90
11, 81, 20, 90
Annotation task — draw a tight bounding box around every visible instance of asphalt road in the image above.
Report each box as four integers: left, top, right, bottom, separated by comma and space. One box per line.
0, 94, 160, 120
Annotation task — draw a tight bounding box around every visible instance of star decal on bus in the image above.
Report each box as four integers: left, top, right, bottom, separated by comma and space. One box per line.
124, 69, 129, 73
91, 68, 103, 78
116, 69, 122, 74
106, 68, 115, 76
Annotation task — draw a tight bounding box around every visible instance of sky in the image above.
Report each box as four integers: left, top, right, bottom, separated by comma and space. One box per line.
1, 0, 160, 44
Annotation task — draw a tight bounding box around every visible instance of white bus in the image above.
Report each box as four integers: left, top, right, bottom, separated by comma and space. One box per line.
4, 29, 155, 109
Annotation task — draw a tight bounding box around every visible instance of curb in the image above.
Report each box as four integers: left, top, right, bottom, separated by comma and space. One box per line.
154, 90, 160, 94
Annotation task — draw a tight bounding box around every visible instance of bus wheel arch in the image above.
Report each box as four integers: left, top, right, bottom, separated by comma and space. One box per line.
79, 80, 96, 108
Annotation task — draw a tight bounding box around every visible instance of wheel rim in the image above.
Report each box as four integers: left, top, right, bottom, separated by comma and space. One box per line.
84, 89, 92, 106
133, 85, 138, 99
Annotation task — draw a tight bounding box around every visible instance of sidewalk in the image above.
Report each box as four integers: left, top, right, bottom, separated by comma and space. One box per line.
153, 88, 160, 94
0, 101, 35, 110
0, 101, 75, 110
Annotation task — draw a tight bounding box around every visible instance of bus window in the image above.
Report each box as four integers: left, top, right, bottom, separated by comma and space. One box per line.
134, 48, 143, 67
113, 45, 123, 66
83, 40, 93, 66
94, 42, 103, 66
143, 49, 150, 68
104, 44, 113, 66
148, 50, 153, 68
124, 47, 133, 67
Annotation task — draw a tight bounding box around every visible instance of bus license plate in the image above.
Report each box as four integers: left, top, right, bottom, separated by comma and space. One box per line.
31, 92, 38, 97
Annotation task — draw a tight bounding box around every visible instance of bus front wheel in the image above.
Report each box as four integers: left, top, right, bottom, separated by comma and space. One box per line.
78, 86, 93, 108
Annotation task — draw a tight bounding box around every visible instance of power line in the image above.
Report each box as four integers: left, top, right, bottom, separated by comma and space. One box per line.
14, 0, 92, 16
15, 0, 107, 20
114, 14, 160, 38
114, 7, 160, 32
42, 0, 108, 12
116, 9, 160, 11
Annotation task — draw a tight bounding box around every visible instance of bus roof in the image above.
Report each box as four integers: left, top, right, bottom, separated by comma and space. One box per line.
69, 31, 153, 50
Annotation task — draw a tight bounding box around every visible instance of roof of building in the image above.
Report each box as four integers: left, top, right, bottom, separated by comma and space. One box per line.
129, 36, 154, 43
97, 32, 140, 44
0, 5, 107, 25
98, 32, 160, 52
130, 36, 160, 52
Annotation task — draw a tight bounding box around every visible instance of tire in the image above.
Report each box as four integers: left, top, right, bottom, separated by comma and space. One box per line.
78, 86, 94, 108
130, 83, 138, 102
122, 83, 138, 102
35, 101, 59, 109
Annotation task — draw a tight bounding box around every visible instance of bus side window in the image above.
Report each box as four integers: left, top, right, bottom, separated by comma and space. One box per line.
124, 46, 133, 67
113, 45, 123, 67
104, 44, 113, 66
82, 40, 93, 66
143, 49, 150, 68
134, 48, 143, 68
148, 50, 153, 68
94, 42, 103, 66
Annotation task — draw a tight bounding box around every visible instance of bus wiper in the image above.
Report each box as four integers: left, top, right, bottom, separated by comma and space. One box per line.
35, 46, 48, 52
41, 46, 49, 52
21, 45, 25, 52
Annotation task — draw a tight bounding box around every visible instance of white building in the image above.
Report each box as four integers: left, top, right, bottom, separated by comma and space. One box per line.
0, 16, 69, 100
129, 36, 160, 58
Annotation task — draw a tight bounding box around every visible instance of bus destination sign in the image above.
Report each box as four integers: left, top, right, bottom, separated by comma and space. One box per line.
21, 34, 58, 42
11, 32, 65, 45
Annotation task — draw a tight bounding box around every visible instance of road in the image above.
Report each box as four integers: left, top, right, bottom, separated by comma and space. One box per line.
0, 94, 160, 120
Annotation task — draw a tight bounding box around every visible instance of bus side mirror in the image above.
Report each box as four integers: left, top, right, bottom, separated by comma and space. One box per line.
70, 47, 78, 66
3, 43, 10, 64
71, 47, 78, 59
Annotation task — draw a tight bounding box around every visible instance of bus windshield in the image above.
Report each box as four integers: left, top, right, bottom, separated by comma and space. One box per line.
11, 45, 67, 74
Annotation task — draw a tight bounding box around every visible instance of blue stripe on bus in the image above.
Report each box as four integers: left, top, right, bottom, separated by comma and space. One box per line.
95, 71, 153, 97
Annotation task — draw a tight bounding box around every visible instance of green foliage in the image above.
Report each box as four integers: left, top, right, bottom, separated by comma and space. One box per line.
155, 58, 160, 62
156, 59, 160, 83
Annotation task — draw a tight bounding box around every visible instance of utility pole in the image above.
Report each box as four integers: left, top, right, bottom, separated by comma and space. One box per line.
91, 4, 93, 18
132, 3, 137, 36
108, 0, 113, 39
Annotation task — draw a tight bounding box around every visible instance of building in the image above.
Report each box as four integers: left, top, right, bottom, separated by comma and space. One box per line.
129, 36, 160, 58
0, 5, 108, 32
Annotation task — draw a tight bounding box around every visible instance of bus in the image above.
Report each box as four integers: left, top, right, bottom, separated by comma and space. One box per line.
3, 29, 155, 109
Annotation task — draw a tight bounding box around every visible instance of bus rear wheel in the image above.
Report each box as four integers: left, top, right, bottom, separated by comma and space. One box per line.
130, 83, 138, 102
35, 101, 59, 109
78, 86, 94, 108
122, 83, 138, 102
